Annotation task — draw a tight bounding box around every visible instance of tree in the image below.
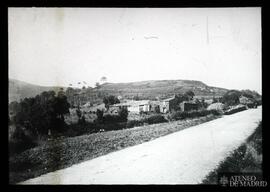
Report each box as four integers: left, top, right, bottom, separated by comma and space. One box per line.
175, 93, 189, 104
184, 90, 195, 101
200, 98, 208, 108
221, 90, 242, 106
9, 101, 20, 114
154, 105, 160, 113
96, 109, 104, 122
118, 107, 129, 121
76, 106, 82, 119
76, 106, 86, 124
79, 115, 86, 124
133, 95, 140, 100
55, 91, 70, 120
212, 97, 218, 103
103, 95, 120, 109
195, 98, 200, 104
13, 90, 70, 137
241, 89, 261, 100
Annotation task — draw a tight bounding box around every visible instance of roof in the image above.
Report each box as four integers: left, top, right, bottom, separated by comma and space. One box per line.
83, 102, 91, 107
163, 97, 175, 102
112, 100, 150, 107
88, 103, 106, 111
181, 100, 197, 104
150, 100, 162, 105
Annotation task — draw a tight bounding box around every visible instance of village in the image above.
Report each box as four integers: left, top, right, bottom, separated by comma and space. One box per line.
65, 90, 259, 126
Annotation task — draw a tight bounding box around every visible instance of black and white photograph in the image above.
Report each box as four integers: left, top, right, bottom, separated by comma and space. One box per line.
8, 7, 263, 185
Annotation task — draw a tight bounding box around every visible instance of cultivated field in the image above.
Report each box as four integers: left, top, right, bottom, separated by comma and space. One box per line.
10, 114, 219, 184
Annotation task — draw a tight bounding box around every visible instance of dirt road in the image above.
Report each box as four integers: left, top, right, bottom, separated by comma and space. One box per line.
20, 107, 262, 184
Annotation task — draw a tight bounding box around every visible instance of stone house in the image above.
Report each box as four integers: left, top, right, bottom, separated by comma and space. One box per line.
160, 96, 178, 113
179, 101, 199, 112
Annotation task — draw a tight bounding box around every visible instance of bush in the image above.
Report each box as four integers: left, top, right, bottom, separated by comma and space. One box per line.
10, 90, 70, 137
118, 108, 128, 121
9, 126, 37, 155
170, 109, 220, 121
66, 122, 98, 136
126, 120, 143, 128
224, 105, 247, 115
143, 114, 168, 124
78, 115, 86, 125
103, 95, 120, 109
221, 90, 242, 106
100, 108, 129, 123
126, 115, 167, 128
96, 109, 104, 122
103, 114, 122, 123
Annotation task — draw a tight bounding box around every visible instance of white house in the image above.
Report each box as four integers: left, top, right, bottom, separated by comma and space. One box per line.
112, 100, 151, 113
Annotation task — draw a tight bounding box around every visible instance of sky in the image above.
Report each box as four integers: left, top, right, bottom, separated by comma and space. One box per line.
8, 8, 262, 94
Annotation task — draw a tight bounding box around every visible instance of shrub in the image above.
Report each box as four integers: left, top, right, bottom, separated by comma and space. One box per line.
154, 105, 160, 113
170, 109, 220, 121
9, 126, 37, 155
118, 108, 128, 121
144, 114, 168, 124
11, 90, 70, 137
78, 115, 86, 125
96, 109, 104, 122
103, 95, 120, 109
224, 105, 247, 115
221, 90, 242, 106
126, 120, 143, 128
66, 122, 98, 136
103, 114, 122, 123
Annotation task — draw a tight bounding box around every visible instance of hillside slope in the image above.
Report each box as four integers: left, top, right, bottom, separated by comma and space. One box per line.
9, 79, 229, 104
96, 80, 228, 99
9, 79, 65, 103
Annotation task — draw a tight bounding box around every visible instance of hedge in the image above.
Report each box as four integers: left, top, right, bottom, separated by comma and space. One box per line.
224, 105, 247, 115
170, 109, 220, 121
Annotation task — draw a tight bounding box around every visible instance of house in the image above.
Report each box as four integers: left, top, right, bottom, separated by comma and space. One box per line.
88, 103, 106, 113
179, 101, 199, 112
111, 100, 151, 113
160, 96, 178, 113
149, 100, 162, 113
83, 102, 92, 107
107, 104, 128, 115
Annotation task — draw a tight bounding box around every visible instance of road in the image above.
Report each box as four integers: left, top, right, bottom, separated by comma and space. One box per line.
20, 107, 262, 184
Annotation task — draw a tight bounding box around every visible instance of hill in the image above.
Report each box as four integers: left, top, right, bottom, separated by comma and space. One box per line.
9, 79, 66, 103
98, 80, 228, 98
9, 78, 242, 105
65, 79, 229, 106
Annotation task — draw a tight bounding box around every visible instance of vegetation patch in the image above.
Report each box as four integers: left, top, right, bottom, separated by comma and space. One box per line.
169, 109, 221, 121
202, 121, 262, 184
224, 105, 247, 115
9, 114, 220, 184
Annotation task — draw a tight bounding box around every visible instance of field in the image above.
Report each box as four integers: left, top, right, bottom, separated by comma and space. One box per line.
9, 114, 220, 184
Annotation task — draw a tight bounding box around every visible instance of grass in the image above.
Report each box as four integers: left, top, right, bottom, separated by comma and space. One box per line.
202, 121, 262, 184
9, 114, 220, 184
